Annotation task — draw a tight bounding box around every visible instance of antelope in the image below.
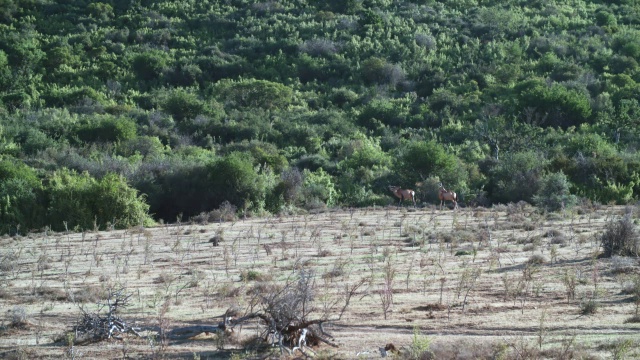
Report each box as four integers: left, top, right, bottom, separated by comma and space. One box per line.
388, 186, 416, 206
438, 183, 458, 210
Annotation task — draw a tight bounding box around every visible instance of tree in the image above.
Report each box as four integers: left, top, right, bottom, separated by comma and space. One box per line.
395, 140, 465, 188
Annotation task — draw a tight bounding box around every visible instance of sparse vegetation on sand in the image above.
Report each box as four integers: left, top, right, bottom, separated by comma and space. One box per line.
1, 205, 639, 359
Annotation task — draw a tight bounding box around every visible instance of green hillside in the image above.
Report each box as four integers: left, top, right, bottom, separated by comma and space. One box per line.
1, 0, 639, 232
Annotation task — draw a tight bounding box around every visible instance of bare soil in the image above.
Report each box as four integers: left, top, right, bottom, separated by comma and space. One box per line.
1, 204, 639, 359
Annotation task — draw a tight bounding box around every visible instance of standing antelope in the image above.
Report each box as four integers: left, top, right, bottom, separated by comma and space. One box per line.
388, 186, 416, 206
438, 183, 458, 210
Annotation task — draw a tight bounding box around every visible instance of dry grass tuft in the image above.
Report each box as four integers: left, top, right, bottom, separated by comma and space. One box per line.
73, 284, 107, 303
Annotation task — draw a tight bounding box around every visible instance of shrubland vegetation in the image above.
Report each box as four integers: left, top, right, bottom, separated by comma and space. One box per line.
1, 0, 640, 230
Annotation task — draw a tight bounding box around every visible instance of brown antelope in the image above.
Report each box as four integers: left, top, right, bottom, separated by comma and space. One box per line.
438, 183, 458, 210
388, 186, 416, 206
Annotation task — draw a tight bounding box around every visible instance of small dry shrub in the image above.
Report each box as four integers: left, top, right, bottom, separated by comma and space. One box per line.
544, 229, 564, 238
522, 244, 536, 252
35, 286, 67, 301
610, 256, 637, 275
322, 258, 348, 280
440, 233, 455, 243
413, 303, 446, 312
527, 254, 547, 265
246, 281, 280, 296
507, 213, 528, 224
549, 235, 567, 246
0, 255, 17, 273
317, 249, 332, 257
154, 272, 175, 284
456, 230, 475, 243
624, 314, 640, 323
417, 339, 504, 360
240, 270, 271, 282
517, 235, 540, 245
8, 306, 28, 328
36, 254, 51, 271
601, 215, 639, 257
546, 212, 564, 221
190, 212, 211, 225
73, 285, 107, 303
198, 201, 238, 223
1, 347, 35, 360
219, 284, 243, 298
579, 299, 599, 315
507, 201, 532, 215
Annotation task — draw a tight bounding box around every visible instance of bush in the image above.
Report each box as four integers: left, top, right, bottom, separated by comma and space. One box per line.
75, 115, 137, 143
579, 299, 599, 315
517, 83, 592, 129
489, 151, 548, 204
207, 152, 267, 212
600, 215, 639, 257
160, 88, 207, 123
301, 168, 339, 208
396, 140, 466, 189
0, 159, 45, 234
46, 170, 152, 231
533, 172, 577, 212
131, 50, 170, 82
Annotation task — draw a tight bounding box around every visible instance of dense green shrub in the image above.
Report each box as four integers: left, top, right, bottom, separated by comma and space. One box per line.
46, 170, 152, 231
301, 168, 339, 208
207, 152, 267, 212
0, 0, 639, 220
75, 115, 137, 143
209, 79, 295, 110
488, 151, 548, 204
0, 159, 44, 234
131, 50, 170, 83
532, 172, 577, 212
395, 140, 466, 190
517, 83, 593, 129
160, 88, 208, 124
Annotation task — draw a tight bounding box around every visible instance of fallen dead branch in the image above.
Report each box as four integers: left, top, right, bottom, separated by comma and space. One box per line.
71, 288, 140, 344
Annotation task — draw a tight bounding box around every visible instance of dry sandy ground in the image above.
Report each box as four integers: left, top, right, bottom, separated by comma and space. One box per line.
1, 204, 639, 359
